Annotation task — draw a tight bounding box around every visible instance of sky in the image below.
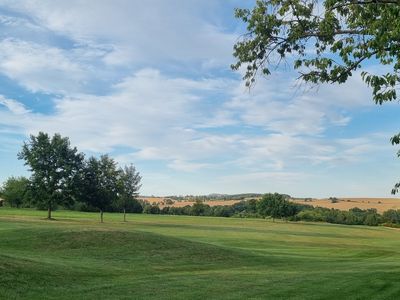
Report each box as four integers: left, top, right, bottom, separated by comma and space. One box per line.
0, 0, 399, 197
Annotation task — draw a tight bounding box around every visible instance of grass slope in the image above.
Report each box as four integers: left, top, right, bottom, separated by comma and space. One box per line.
1, 208, 400, 299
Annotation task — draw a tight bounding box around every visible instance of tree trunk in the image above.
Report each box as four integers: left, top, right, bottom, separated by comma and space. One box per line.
123, 208, 126, 222
100, 210, 103, 223
47, 204, 52, 219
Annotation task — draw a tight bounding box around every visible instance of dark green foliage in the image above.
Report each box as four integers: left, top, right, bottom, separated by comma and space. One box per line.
79, 155, 120, 222
115, 198, 143, 214
0, 176, 31, 208
145, 195, 309, 220
143, 204, 161, 214
329, 197, 339, 203
13, 132, 143, 219
74, 198, 143, 214
232, 199, 258, 215
294, 207, 382, 226
116, 164, 142, 221
160, 206, 171, 214
17, 132, 84, 219
257, 193, 300, 220
164, 198, 174, 205
382, 209, 400, 224
190, 200, 211, 216
140, 193, 390, 227
212, 206, 234, 217
163, 205, 192, 215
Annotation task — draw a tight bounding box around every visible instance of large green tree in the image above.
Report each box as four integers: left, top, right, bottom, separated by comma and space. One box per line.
80, 155, 119, 222
117, 164, 142, 222
257, 193, 296, 221
232, 0, 400, 191
0, 176, 31, 208
18, 132, 84, 219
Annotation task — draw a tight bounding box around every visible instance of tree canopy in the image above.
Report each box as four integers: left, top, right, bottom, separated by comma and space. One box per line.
257, 193, 296, 220
80, 155, 120, 222
0, 176, 31, 208
18, 132, 84, 218
117, 164, 142, 221
232, 0, 400, 192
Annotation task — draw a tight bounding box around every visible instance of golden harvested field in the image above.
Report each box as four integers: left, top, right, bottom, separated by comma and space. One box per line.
140, 196, 400, 212
166, 200, 240, 207
292, 198, 400, 213
139, 197, 241, 208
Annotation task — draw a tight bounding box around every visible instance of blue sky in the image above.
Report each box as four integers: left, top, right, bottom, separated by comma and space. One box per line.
0, 0, 399, 197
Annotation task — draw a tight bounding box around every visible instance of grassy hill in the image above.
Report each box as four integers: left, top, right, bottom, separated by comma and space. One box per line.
1, 208, 400, 299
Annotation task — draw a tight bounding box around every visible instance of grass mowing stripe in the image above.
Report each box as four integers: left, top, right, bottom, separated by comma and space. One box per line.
1, 208, 400, 299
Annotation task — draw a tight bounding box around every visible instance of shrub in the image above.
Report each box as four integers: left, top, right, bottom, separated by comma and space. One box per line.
143, 205, 161, 214
382, 209, 400, 224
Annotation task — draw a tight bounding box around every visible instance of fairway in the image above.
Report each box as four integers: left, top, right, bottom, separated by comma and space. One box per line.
1, 209, 400, 299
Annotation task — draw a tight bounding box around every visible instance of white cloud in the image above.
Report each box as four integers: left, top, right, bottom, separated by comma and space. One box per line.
0, 38, 90, 94
0, 1, 397, 196
0, 95, 30, 114
224, 72, 373, 137
167, 160, 211, 172
20, 69, 232, 156
0, 0, 237, 69
0, 68, 390, 177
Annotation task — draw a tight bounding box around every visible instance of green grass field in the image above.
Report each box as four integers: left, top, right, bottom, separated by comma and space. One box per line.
1, 208, 400, 299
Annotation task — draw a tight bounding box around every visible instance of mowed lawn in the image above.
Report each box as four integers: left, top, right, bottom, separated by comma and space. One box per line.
1, 208, 400, 299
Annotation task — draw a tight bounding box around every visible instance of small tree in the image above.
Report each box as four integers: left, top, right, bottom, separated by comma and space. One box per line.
0, 176, 30, 208
143, 204, 161, 214
117, 164, 142, 222
383, 209, 400, 224
190, 200, 210, 216
80, 155, 119, 222
18, 132, 84, 219
257, 193, 291, 221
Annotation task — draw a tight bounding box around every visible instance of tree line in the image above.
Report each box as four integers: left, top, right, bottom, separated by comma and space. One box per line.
2, 134, 400, 228
0, 132, 141, 222
142, 193, 400, 227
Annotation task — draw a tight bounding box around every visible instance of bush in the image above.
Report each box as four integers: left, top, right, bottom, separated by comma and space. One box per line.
329, 197, 339, 203
114, 198, 143, 213
382, 209, 400, 224
190, 201, 211, 216
295, 209, 326, 222
294, 207, 382, 226
165, 199, 174, 205
364, 213, 381, 226
212, 206, 234, 217
143, 204, 161, 214
257, 193, 302, 220
1, 176, 32, 208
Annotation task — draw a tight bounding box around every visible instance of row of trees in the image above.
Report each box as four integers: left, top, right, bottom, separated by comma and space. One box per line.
143, 194, 305, 219
1, 132, 141, 222
142, 193, 400, 227
143, 199, 259, 217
